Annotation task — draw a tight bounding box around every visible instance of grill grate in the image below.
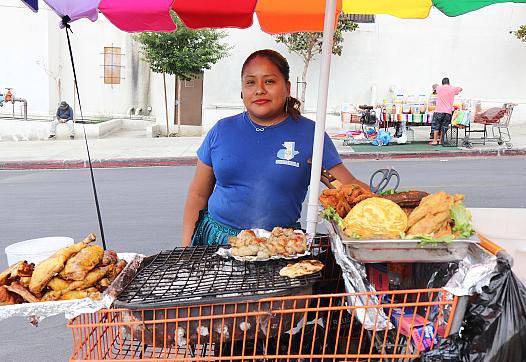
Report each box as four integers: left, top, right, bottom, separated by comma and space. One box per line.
114, 246, 320, 309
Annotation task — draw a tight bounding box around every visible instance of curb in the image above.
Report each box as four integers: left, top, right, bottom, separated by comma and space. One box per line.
1, 148, 525, 170
0, 157, 197, 170
339, 147, 526, 160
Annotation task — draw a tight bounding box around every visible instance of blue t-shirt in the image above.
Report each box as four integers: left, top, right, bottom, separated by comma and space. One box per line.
197, 112, 342, 230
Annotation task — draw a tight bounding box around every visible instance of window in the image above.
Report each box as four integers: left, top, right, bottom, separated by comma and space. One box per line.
103, 47, 123, 84
345, 14, 375, 23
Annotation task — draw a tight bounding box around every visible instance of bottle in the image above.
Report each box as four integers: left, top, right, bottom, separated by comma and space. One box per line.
428, 93, 437, 112
404, 95, 415, 114
394, 94, 404, 114
418, 94, 427, 113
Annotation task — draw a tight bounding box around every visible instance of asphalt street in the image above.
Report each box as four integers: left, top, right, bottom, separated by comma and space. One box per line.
0, 156, 525, 361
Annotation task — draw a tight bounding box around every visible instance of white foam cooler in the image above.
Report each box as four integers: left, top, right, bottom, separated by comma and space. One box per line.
4, 236, 74, 266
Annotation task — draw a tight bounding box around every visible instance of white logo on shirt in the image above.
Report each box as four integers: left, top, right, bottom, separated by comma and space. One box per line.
276, 142, 300, 167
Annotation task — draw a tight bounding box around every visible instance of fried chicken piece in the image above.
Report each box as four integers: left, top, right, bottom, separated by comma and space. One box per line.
67, 265, 113, 291
41, 265, 113, 302
320, 184, 374, 218
0, 286, 21, 305
407, 192, 454, 227
18, 276, 31, 288
6, 282, 40, 303
29, 233, 96, 294
0, 261, 34, 286
319, 189, 339, 210
60, 244, 104, 281
47, 277, 72, 292
107, 259, 127, 282
100, 250, 118, 267
58, 290, 102, 301
433, 221, 453, 238
407, 210, 451, 236
98, 278, 111, 289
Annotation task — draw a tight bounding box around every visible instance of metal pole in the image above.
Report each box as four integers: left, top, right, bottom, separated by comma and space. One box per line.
306, 0, 337, 235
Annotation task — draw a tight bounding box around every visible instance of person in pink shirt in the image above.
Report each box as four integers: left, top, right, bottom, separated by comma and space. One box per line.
430, 77, 462, 145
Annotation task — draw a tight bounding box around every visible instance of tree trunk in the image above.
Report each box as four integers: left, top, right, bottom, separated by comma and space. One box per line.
300, 61, 309, 113
163, 73, 169, 136
173, 76, 180, 136
299, 34, 315, 113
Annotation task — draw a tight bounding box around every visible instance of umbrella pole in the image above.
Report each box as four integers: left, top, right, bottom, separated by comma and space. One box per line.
306, 0, 337, 235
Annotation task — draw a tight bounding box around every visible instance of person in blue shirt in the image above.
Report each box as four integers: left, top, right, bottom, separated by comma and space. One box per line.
49, 101, 75, 140
183, 49, 368, 246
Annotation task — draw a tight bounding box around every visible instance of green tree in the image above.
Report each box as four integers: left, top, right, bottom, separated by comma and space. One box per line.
134, 14, 229, 135
274, 15, 358, 111
514, 25, 526, 42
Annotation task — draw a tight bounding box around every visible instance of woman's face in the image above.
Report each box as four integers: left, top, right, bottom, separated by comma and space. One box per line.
241, 56, 290, 124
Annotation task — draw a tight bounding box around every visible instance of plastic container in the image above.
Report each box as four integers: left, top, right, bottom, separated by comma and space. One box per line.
5, 236, 74, 266
428, 94, 437, 112
403, 95, 415, 114
418, 95, 427, 113
394, 95, 404, 114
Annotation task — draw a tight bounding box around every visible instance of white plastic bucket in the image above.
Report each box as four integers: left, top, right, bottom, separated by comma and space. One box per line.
5, 237, 74, 266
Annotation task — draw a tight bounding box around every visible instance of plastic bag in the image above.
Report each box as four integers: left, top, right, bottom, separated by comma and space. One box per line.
416, 256, 526, 362
371, 130, 392, 146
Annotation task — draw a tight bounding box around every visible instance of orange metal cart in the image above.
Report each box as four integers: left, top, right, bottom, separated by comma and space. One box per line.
68, 234, 506, 361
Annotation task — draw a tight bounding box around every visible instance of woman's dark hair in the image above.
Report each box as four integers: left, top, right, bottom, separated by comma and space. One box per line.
241, 49, 302, 120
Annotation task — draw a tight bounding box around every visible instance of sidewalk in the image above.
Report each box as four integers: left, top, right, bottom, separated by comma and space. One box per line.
1, 125, 525, 169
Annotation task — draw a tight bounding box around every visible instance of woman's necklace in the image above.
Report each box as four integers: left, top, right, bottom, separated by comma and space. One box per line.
244, 112, 286, 132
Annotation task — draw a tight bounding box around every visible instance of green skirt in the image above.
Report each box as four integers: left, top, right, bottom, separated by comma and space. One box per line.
191, 209, 241, 246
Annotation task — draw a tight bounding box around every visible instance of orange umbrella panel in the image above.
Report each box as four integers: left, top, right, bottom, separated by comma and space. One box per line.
256, 0, 343, 34
172, 0, 257, 30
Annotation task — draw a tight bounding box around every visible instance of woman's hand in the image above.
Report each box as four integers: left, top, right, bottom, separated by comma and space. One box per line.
182, 161, 216, 247
328, 163, 370, 191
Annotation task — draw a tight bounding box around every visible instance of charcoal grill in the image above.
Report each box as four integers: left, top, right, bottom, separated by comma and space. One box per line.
115, 245, 320, 309
114, 246, 321, 346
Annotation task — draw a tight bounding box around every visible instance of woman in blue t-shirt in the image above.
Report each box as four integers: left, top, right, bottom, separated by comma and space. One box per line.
182, 49, 368, 246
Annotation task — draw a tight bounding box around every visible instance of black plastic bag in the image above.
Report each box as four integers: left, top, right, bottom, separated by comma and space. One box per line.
416, 256, 526, 362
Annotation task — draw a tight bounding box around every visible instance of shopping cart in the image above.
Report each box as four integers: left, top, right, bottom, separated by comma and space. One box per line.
67, 234, 503, 362
462, 103, 516, 149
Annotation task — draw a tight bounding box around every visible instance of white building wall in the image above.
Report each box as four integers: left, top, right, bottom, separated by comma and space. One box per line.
201, 5, 526, 130
1, 3, 525, 130
0, 2, 53, 118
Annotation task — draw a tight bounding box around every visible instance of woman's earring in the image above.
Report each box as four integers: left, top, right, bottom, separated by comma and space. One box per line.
285, 97, 289, 113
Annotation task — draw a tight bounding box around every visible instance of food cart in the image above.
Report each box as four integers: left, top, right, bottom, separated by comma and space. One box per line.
65, 226, 516, 361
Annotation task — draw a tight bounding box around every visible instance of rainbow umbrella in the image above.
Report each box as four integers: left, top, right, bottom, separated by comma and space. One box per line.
22, 0, 526, 235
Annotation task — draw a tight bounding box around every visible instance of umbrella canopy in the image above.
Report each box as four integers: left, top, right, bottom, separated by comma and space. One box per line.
23, 0, 526, 31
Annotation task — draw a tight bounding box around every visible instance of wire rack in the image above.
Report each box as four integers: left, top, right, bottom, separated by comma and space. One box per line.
114, 246, 321, 309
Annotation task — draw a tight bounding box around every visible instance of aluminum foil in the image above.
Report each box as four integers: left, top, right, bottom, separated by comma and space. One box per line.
325, 219, 498, 331
444, 243, 497, 296
325, 220, 391, 330
0, 252, 144, 325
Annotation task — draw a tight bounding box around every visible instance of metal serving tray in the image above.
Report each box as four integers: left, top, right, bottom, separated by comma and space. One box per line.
328, 221, 478, 263
342, 238, 478, 263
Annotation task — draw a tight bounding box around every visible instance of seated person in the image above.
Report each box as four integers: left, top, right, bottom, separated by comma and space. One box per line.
49, 101, 75, 140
